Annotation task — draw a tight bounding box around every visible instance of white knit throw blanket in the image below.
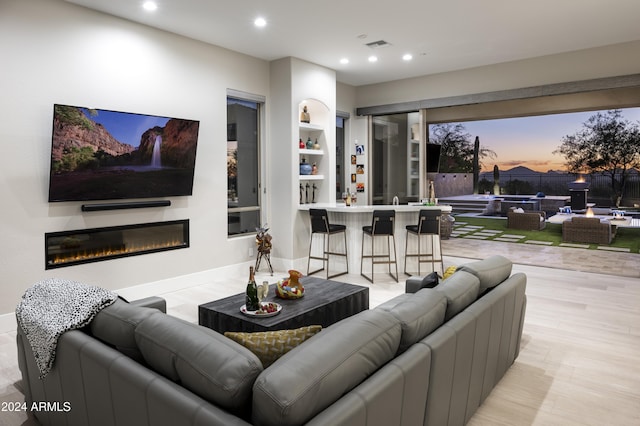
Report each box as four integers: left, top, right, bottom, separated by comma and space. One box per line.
15, 278, 118, 378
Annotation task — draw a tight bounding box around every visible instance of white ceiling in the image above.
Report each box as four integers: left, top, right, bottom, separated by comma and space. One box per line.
66, 0, 640, 86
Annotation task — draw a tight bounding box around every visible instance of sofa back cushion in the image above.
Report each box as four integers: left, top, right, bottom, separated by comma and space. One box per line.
88, 298, 157, 362
457, 255, 513, 293
134, 312, 262, 410
252, 309, 401, 426
436, 271, 480, 320
376, 289, 447, 353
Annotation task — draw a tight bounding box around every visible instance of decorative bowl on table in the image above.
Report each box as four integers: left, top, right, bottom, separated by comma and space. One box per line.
276, 270, 305, 299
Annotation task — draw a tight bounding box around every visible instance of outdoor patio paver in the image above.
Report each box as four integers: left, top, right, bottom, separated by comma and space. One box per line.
559, 243, 590, 249
524, 240, 554, 245
597, 246, 631, 252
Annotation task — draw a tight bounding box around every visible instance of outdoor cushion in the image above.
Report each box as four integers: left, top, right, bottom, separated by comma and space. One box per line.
435, 271, 480, 320
456, 255, 513, 293
225, 325, 322, 367
134, 311, 262, 410
252, 309, 401, 426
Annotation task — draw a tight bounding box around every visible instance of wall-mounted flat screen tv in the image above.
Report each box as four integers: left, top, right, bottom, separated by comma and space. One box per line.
426, 143, 441, 173
48, 104, 199, 202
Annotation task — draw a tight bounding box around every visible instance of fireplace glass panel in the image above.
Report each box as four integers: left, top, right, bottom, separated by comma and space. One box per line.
45, 219, 189, 269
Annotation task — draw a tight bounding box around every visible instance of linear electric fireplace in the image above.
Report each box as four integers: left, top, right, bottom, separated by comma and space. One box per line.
45, 219, 189, 269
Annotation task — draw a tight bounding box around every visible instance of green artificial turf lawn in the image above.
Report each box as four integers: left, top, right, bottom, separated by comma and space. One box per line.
452, 216, 640, 254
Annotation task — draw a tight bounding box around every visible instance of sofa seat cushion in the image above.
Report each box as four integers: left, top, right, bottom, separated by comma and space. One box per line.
436, 271, 480, 320
224, 325, 322, 367
252, 309, 401, 426
377, 289, 447, 353
134, 312, 262, 410
457, 255, 513, 293
88, 298, 158, 362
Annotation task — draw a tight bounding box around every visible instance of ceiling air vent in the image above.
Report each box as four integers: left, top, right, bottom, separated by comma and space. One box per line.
365, 40, 392, 49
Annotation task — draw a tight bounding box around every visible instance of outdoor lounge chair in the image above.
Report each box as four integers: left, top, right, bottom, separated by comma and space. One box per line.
562, 216, 612, 244
507, 208, 547, 231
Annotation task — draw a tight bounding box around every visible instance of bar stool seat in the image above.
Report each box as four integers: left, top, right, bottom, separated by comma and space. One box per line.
404, 209, 444, 276
361, 210, 398, 283
307, 209, 348, 279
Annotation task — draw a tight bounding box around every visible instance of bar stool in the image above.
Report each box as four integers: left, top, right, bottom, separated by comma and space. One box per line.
307, 209, 348, 279
404, 209, 444, 276
361, 210, 398, 283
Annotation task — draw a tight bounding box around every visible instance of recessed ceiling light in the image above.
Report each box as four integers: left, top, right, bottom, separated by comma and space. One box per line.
402, 54, 413, 61
368, 55, 378, 63
340, 58, 349, 65
142, 1, 157, 12
254, 17, 267, 27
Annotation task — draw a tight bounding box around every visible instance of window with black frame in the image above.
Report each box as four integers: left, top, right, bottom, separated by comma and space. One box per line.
227, 96, 261, 236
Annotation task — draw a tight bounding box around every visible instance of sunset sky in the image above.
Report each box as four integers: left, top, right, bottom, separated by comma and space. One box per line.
462, 107, 640, 173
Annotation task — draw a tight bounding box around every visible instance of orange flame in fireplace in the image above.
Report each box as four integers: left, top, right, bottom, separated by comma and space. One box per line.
50, 239, 186, 265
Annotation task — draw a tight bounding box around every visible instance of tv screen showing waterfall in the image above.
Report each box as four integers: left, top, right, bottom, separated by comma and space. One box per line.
48, 104, 200, 202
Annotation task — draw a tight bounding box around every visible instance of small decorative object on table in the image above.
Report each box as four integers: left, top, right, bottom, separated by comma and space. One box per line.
240, 301, 282, 317
276, 270, 305, 299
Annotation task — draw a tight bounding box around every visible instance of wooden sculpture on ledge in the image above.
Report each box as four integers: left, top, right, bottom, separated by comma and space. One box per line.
255, 225, 273, 275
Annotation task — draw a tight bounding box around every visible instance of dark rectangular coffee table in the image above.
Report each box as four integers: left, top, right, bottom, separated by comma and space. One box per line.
198, 276, 369, 334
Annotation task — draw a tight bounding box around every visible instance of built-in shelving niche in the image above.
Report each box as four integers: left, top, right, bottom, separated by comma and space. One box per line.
45, 219, 189, 269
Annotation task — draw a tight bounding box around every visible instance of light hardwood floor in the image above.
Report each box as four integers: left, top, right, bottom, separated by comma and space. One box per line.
2, 244, 639, 425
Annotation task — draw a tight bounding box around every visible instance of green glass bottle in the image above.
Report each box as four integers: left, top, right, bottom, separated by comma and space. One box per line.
246, 266, 260, 311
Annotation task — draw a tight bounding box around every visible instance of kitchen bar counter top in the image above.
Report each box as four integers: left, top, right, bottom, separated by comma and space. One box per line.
298, 203, 452, 213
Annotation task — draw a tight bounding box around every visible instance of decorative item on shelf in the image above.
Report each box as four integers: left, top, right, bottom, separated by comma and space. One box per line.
313, 138, 321, 150
312, 183, 317, 203
305, 182, 311, 204
276, 270, 305, 299
299, 138, 305, 149
300, 183, 304, 204
311, 162, 318, 175
255, 225, 273, 275
300, 105, 310, 123
306, 137, 313, 149
300, 158, 312, 175
245, 266, 260, 311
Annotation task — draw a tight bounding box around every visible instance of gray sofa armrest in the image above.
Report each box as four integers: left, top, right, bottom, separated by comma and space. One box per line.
130, 296, 166, 313
405, 277, 424, 294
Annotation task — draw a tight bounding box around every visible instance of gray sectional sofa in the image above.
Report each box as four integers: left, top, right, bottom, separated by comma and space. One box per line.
16, 255, 526, 426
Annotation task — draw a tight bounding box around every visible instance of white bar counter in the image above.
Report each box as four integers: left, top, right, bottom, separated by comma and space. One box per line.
299, 203, 451, 278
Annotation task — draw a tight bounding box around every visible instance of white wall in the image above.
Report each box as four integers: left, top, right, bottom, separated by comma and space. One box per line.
355, 41, 640, 107
269, 58, 337, 265
0, 0, 270, 321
